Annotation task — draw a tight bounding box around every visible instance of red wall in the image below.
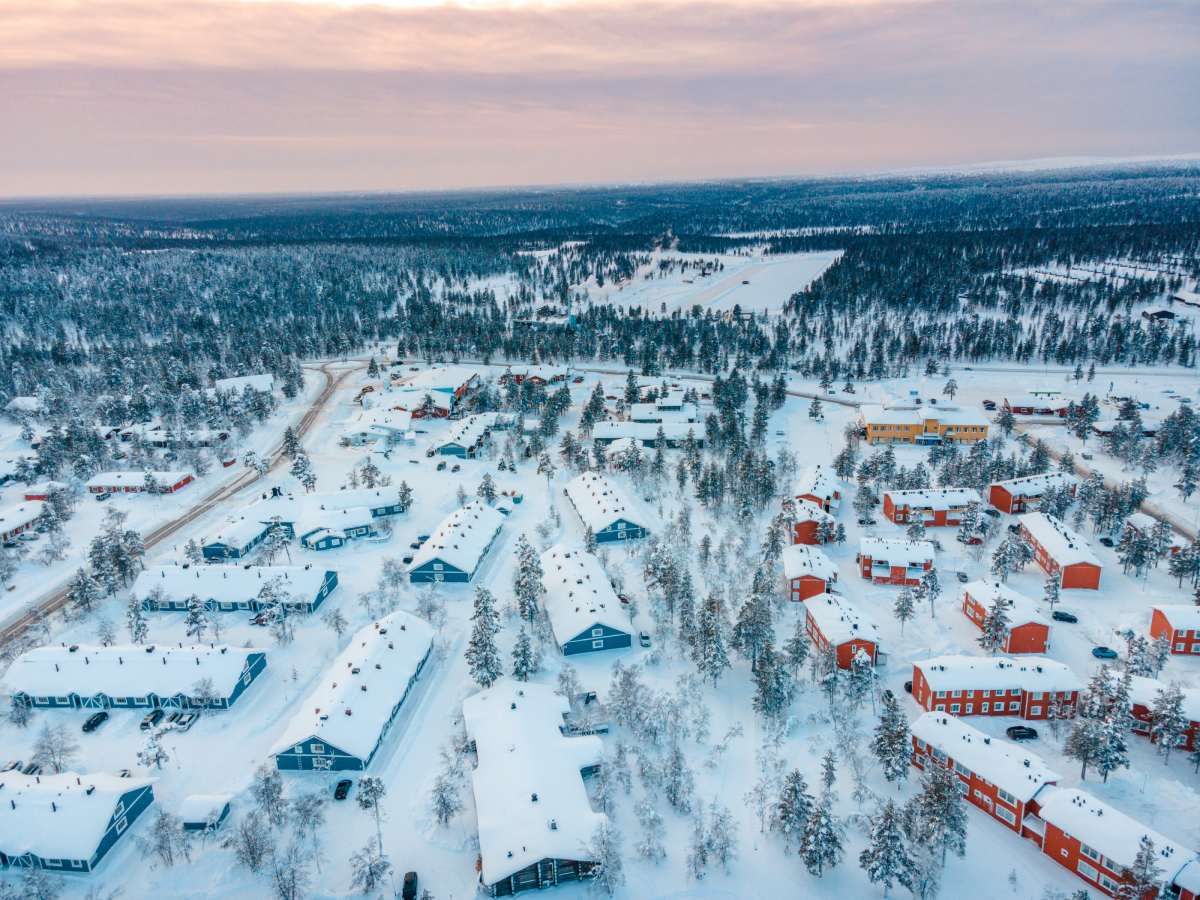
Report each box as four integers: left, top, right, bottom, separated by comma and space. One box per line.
910, 665, 1077, 721
790, 575, 828, 602
1150, 608, 1200, 656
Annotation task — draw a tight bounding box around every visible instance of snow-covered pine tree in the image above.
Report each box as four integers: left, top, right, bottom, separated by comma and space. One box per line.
800, 790, 844, 877
1149, 682, 1189, 764
977, 599, 1011, 654
465, 587, 503, 688
585, 820, 625, 895
771, 768, 813, 852
511, 534, 544, 623
782, 615, 810, 676
904, 761, 967, 865
893, 589, 915, 635
510, 626, 538, 681
871, 690, 912, 785
694, 594, 730, 684
859, 798, 911, 896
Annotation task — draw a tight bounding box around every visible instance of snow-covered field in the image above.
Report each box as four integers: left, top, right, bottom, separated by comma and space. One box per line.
1, 361, 1198, 900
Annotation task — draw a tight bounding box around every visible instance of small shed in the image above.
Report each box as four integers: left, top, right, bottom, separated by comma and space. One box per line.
179, 794, 233, 832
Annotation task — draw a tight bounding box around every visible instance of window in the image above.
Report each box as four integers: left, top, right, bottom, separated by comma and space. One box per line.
1080, 844, 1101, 863
1076, 861, 1098, 882
1177, 643, 1186, 652
1030, 706, 1042, 717
964, 704, 974, 714
981, 702, 990, 713
591, 628, 603, 637
954, 762, 970, 777
996, 788, 1016, 805
1008, 702, 1019, 711
69, 860, 83, 869
433, 563, 444, 571
950, 703, 960, 713
1099, 874, 1122, 893
956, 780, 968, 795
1031, 692, 1044, 700
115, 816, 128, 835
995, 805, 1016, 825
931, 749, 947, 763
310, 743, 325, 754
914, 739, 926, 751
952, 690, 962, 698
592, 640, 604, 649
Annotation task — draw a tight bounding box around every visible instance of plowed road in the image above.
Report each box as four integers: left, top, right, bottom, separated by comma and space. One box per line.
0, 362, 363, 649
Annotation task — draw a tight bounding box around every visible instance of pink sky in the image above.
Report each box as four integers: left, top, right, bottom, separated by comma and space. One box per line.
2, 0, 1196, 197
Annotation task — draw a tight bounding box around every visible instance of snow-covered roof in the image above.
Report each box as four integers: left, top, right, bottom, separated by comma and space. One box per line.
86, 470, 192, 489
1126, 513, 1187, 548
0, 501, 44, 534
794, 464, 842, 501
215, 486, 409, 540
0, 771, 155, 862
503, 364, 567, 381
991, 472, 1077, 497
177, 793, 233, 824
1176, 859, 1200, 895
462, 679, 605, 886
1004, 394, 1073, 410
539, 545, 629, 646
564, 472, 655, 534
342, 409, 413, 438
793, 499, 836, 525
394, 366, 478, 393
203, 515, 273, 549
602, 437, 641, 459
2, 643, 264, 701
212, 373, 274, 394
804, 593, 881, 647
884, 487, 981, 509
912, 712, 1060, 802
1036, 787, 1192, 875
781, 544, 837, 581
1018, 512, 1100, 567
591, 420, 702, 442
628, 401, 699, 423
1153, 604, 1200, 632
1127, 676, 1200, 722
859, 536, 935, 565
859, 404, 989, 428
961, 579, 1049, 628
4, 395, 44, 414
391, 389, 453, 412
914, 655, 1082, 694
24, 481, 65, 498
133, 564, 332, 605
406, 500, 505, 574
439, 412, 509, 450
270, 611, 433, 760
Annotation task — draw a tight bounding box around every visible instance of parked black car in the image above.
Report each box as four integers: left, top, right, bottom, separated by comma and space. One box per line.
857, 517, 873, 526
1006, 725, 1038, 742
140, 709, 165, 731
334, 779, 353, 801
1099, 536, 1115, 547
903, 680, 913, 694
402, 871, 419, 900
1007, 523, 1022, 534
983, 508, 1001, 519
82, 711, 109, 733
1051, 610, 1078, 623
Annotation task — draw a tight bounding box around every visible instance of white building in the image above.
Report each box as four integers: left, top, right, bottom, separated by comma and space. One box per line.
407, 500, 505, 582
539, 545, 632, 655
133, 564, 338, 613
563, 472, 654, 543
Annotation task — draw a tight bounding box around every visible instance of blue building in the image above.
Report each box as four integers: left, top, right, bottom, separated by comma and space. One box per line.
134, 565, 338, 614
564, 473, 654, 544
408, 501, 505, 583
0, 772, 155, 873
3, 644, 268, 711
179, 795, 233, 832
200, 516, 276, 561
272, 612, 434, 771
540, 545, 632, 655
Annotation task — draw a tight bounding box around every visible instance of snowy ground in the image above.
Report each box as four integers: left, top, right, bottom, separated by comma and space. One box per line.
1, 363, 1198, 900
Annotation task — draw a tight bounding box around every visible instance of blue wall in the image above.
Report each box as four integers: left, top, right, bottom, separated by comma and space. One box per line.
562, 623, 632, 655
595, 519, 649, 544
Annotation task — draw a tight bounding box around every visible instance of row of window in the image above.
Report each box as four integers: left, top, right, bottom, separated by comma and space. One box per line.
941, 701, 1031, 715
916, 743, 1021, 816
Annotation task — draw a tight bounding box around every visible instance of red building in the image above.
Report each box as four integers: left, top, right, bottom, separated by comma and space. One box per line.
85, 470, 195, 495
960, 580, 1051, 654
911, 655, 1081, 721
1003, 394, 1073, 417
0, 502, 44, 544
1150, 605, 1200, 656
792, 501, 836, 545
1019, 512, 1102, 590
1129, 675, 1200, 752
856, 537, 934, 586
882, 487, 980, 527
911, 711, 1060, 835
22, 481, 64, 502
804, 593, 880, 669
1034, 787, 1194, 899
793, 465, 842, 513
988, 472, 1077, 514
1126, 512, 1187, 555
781, 545, 837, 601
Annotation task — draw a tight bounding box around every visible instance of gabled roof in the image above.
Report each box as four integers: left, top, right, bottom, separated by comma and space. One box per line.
270, 611, 433, 760
564, 472, 655, 534
1036, 787, 1192, 876
912, 712, 1060, 802
177, 793, 233, 825
1127, 675, 1200, 722
781, 544, 837, 581
793, 500, 836, 526
805, 593, 881, 647
439, 412, 510, 450
0, 501, 44, 534
962, 579, 1050, 628
991, 472, 1077, 496
0, 771, 154, 862
591, 420, 701, 442
132, 564, 332, 605
539, 545, 629, 646
2, 644, 264, 701
884, 487, 981, 508
462, 680, 605, 886
394, 366, 478, 393
1153, 604, 1200, 632
914, 655, 1082, 694
794, 464, 842, 501
1018, 512, 1100, 567
859, 536, 935, 565
86, 470, 193, 488
407, 500, 504, 574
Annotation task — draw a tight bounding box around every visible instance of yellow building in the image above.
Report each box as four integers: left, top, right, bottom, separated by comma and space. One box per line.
859, 403, 990, 445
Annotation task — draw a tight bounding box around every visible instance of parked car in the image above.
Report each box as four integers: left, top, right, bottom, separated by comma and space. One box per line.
496, 506, 512, 516
1007, 523, 1022, 534
451, 464, 461, 473
1052, 610, 1079, 623
402, 871, 419, 900
249, 608, 274, 626
903, 680, 913, 694
983, 508, 1000, 519
1, 760, 22, 773
118, 768, 133, 778
334, 779, 353, 801
82, 711, 109, 733
1005, 725, 1039, 742
572, 376, 584, 384
930, 539, 943, 551
140, 709, 165, 731
955, 571, 969, 584
857, 517, 873, 526
417, 535, 430, 543
139, 710, 165, 734
409, 541, 423, 550
21, 763, 41, 776
1092, 646, 1119, 660
1081, 452, 1093, 461
638, 631, 651, 648
17, 533, 39, 543
617, 593, 631, 606
1099, 536, 1115, 547
174, 712, 199, 732
402, 555, 414, 565
163, 711, 182, 729
436, 461, 446, 471
957, 534, 983, 546
95, 491, 111, 501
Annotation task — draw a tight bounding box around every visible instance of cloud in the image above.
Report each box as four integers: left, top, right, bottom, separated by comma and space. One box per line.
1, 0, 1196, 195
